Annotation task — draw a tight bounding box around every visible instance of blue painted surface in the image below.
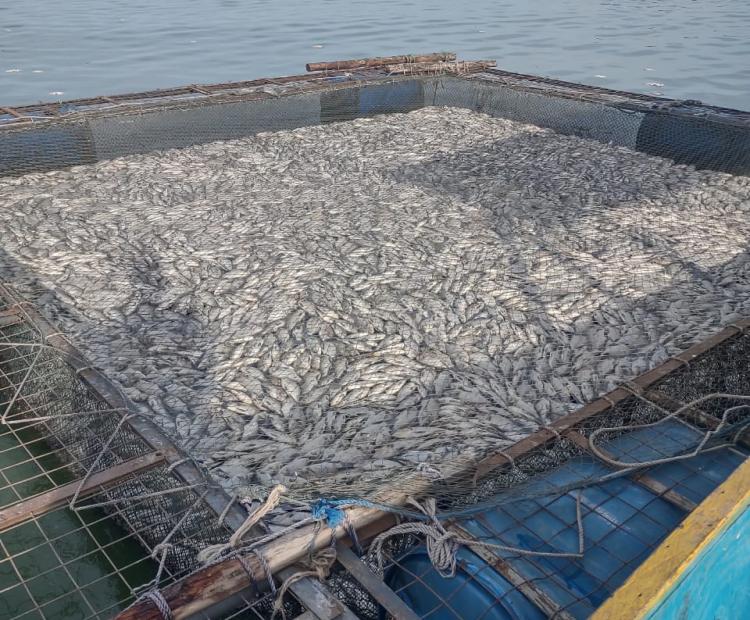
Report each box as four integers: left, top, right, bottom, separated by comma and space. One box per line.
385, 546, 545, 620
385, 424, 748, 619
644, 504, 750, 620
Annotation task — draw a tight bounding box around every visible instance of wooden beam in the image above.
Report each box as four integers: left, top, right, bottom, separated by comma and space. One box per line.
0, 308, 22, 328
385, 60, 496, 75
0, 450, 166, 531
335, 543, 420, 620
564, 431, 696, 512
305, 52, 456, 72
279, 563, 359, 620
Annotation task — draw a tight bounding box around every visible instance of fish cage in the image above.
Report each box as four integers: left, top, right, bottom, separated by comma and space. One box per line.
0, 53, 749, 619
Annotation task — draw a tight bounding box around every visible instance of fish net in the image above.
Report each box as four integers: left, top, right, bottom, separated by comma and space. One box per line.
0, 71, 749, 509
0, 67, 749, 618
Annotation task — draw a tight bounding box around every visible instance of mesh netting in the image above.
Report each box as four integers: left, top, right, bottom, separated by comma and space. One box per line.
0, 66, 749, 619
0, 72, 749, 509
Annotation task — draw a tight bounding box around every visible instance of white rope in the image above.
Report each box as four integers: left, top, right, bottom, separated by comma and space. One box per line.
142, 590, 173, 620
271, 547, 337, 620
197, 484, 287, 564
218, 493, 238, 526
370, 494, 584, 579
589, 393, 750, 469
68, 413, 138, 511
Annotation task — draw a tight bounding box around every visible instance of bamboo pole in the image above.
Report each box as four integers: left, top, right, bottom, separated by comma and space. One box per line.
305, 52, 456, 72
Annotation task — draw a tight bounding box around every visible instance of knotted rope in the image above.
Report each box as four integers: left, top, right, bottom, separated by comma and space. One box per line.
197, 484, 287, 563
271, 546, 337, 620
370, 493, 584, 579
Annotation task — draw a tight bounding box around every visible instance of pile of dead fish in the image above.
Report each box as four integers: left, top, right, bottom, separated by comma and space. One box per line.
0, 107, 748, 501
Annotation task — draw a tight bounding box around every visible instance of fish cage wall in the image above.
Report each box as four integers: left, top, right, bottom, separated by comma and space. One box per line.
1, 68, 750, 177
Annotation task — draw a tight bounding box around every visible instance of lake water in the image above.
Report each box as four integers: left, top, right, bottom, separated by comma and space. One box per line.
1, 0, 749, 110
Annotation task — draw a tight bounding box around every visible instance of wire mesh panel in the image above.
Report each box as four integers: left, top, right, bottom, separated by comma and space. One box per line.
0, 288, 276, 619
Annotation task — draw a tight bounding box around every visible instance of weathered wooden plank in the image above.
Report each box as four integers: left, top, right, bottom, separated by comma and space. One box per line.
0, 308, 22, 328
385, 60, 496, 75
306, 52, 456, 72
564, 431, 697, 512
0, 451, 166, 531
335, 543, 419, 620
280, 563, 359, 620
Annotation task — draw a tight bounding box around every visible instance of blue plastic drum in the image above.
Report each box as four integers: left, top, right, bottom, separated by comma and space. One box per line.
384, 545, 544, 620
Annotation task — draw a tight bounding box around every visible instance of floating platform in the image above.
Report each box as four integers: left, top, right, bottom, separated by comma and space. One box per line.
0, 53, 749, 619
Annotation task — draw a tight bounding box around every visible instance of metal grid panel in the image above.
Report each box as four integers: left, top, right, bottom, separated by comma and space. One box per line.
0, 287, 276, 620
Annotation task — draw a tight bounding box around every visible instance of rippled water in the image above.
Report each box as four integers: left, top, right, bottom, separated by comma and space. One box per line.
1, 0, 749, 109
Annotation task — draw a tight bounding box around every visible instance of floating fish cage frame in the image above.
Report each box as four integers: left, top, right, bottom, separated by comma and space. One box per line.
0, 54, 749, 619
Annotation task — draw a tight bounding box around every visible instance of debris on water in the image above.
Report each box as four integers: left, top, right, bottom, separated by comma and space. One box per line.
0, 107, 748, 499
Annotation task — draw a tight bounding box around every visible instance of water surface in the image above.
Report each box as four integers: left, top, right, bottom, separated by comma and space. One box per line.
1, 0, 749, 109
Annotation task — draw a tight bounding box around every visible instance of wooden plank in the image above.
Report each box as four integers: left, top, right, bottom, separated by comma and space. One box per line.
306, 52, 456, 72
280, 563, 359, 620
564, 430, 696, 512
0, 451, 166, 531
385, 60, 496, 75
0, 106, 25, 119
335, 543, 420, 620
0, 310, 22, 328
448, 522, 574, 620
592, 457, 750, 619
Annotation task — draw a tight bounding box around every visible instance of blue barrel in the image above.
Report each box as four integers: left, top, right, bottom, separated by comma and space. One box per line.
384, 545, 545, 620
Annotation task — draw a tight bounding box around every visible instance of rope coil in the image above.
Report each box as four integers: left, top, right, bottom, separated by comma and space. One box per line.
370, 494, 585, 579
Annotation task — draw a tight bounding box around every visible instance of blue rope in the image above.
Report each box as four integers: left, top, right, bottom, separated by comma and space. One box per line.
310, 497, 436, 528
